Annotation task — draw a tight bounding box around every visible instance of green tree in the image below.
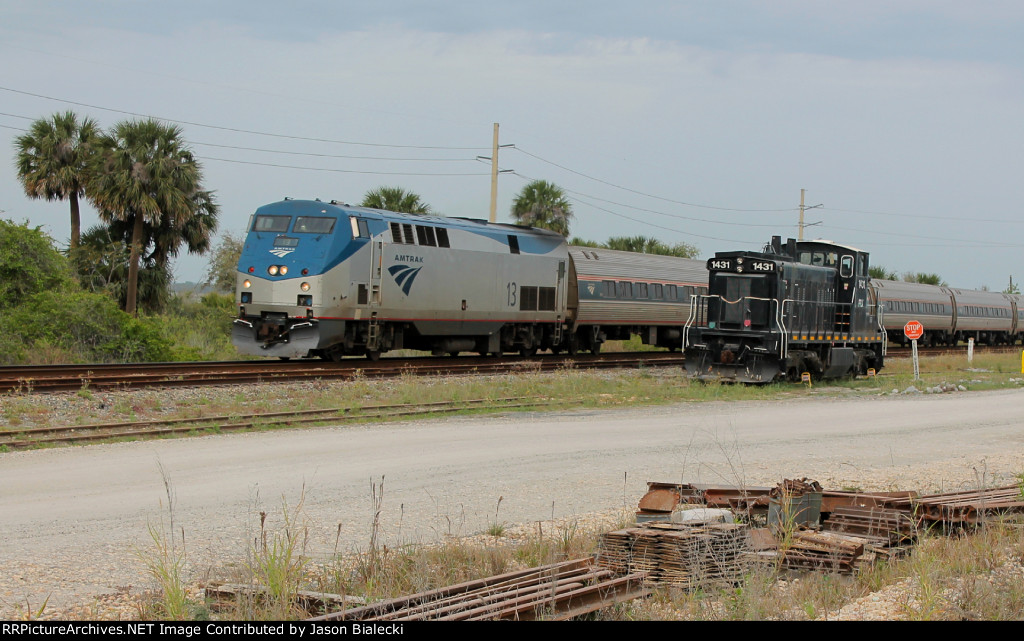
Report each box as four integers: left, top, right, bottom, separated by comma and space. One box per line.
14, 111, 100, 250
605, 235, 699, 258
569, 237, 603, 248
0, 218, 74, 310
73, 225, 172, 314
869, 265, 898, 280
87, 119, 218, 315
510, 180, 573, 236
360, 186, 431, 214
203, 232, 244, 293
902, 272, 946, 287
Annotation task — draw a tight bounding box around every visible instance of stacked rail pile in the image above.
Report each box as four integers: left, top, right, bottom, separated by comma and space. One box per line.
822, 504, 917, 556
311, 558, 649, 621
596, 522, 750, 589
778, 530, 866, 574
886, 484, 1024, 525
635, 482, 772, 522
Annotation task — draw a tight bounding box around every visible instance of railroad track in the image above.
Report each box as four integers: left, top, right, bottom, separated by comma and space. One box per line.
2, 343, 1016, 393
0, 352, 688, 394
0, 397, 560, 450
887, 345, 1021, 358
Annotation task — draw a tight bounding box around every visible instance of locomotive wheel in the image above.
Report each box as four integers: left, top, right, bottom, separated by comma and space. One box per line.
520, 346, 538, 357
590, 342, 601, 355
322, 347, 344, 363
448, 351, 460, 357
366, 350, 381, 361
786, 358, 804, 382
566, 337, 579, 356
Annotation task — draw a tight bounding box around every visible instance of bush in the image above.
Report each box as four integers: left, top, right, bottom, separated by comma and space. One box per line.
1, 290, 175, 363
154, 292, 238, 361
0, 219, 74, 310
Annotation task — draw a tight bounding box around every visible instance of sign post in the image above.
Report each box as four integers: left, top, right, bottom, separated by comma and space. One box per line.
904, 320, 924, 381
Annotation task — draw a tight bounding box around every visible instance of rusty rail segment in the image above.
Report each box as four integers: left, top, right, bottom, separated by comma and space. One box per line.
597, 522, 750, 590
822, 505, 917, 547
308, 558, 650, 621
883, 484, 1024, 525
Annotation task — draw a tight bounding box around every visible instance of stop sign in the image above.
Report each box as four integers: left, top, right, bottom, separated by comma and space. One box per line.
904, 320, 924, 340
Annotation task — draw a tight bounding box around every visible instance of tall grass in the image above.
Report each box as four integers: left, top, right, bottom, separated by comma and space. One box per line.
136, 463, 192, 620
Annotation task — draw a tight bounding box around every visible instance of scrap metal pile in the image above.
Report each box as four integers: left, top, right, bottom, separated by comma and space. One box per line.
288, 478, 1024, 621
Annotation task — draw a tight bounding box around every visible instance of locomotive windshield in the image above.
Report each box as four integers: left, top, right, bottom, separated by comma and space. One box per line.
709, 273, 773, 328
799, 250, 838, 267
252, 215, 291, 233
294, 216, 336, 234
711, 273, 770, 301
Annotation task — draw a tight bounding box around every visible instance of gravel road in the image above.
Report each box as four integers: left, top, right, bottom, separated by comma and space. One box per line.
1, 387, 1022, 618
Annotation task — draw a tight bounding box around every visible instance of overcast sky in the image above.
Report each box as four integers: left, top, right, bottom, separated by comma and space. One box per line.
3, 1, 1023, 289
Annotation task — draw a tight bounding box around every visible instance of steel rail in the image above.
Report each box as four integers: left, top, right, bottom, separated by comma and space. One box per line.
0, 397, 560, 449
0, 352, 687, 394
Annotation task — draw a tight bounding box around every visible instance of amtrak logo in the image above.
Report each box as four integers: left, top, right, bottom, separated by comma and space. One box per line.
587, 284, 596, 295
388, 264, 423, 295
269, 248, 295, 258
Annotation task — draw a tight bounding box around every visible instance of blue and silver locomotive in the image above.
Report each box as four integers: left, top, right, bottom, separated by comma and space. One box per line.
233, 199, 572, 360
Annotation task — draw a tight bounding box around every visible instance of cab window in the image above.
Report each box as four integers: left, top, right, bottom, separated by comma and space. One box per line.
294, 216, 336, 234
840, 255, 854, 278
252, 215, 291, 233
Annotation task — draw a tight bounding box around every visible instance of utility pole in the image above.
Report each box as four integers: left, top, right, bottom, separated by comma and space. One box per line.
799, 188, 806, 241
489, 123, 499, 223
478, 124, 513, 222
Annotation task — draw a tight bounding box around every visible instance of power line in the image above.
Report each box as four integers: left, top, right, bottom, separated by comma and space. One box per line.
823, 223, 1024, 248
822, 205, 1023, 225
192, 141, 477, 162
512, 172, 762, 244
202, 156, 490, 176
512, 146, 793, 213
0, 108, 478, 163
548, 181, 793, 228
0, 85, 490, 151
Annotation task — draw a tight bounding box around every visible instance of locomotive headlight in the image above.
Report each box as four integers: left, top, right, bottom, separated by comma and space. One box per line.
279, 266, 288, 275
737, 257, 744, 264
243, 279, 252, 289
268, 265, 279, 276
300, 282, 311, 292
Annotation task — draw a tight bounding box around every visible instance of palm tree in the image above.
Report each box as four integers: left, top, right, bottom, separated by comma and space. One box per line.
510, 180, 573, 236
605, 235, 699, 258
87, 118, 218, 315
360, 186, 431, 214
75, 224, 172, 313
14, 111, 100, 250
